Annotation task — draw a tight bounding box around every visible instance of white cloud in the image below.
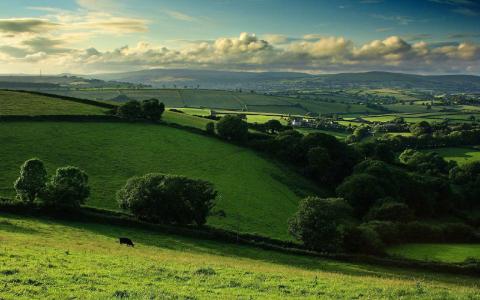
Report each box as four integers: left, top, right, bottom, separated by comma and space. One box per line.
165, 10, 197, 22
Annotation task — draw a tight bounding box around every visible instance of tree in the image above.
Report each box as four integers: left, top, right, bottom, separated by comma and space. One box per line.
14, 158, 47, 202
410, 121, 432, 136
216, 115, 248, 142
264, 119, 283, 134
336, 173, 385, 217
117, 173, 217, 226
289, 197, 352, 252
365, 199, 414, 223
141, 99, 165, 121
399, 149, 452, 175
205, 122, 215, 135
117, 100, 142, 120
43, 166, 90, 208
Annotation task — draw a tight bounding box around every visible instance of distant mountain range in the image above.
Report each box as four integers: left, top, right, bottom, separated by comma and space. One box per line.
90, 69, 480, 93
1, 70, 479, 93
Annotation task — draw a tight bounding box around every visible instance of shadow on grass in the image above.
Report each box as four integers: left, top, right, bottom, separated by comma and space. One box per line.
6, 213, 474, 287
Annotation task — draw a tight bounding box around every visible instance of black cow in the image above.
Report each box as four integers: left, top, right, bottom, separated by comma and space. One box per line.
119, 237, 134, 247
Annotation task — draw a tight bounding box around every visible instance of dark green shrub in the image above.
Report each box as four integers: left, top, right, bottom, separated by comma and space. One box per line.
117, 100, 142, 120
289, 197, 352, 253
399, 222, 443, 243
365, 200, 414, 223
117, 173, 217, 226
441, 223, 477, 243
43, 166, 90, 208
342, 225, 385, 255
362, 221, 401, 245
205, 122, 215, 135
141, 99, 165, 121
14, 158, 47, 203
216, 115, 248, 142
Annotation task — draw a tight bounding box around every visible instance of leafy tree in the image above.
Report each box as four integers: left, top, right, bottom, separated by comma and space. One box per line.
289, 197, 352, 252
43, 166, 90, 208
365, 199, 413, 223
264, 119, 283, 134
14, 158, 47, 202
399, 149, 453, 175
336, 173, 386, 217
410, 121, 432, 136
141, 98, 165, 121
216, 115, 248, 142
205, 122, 215, 135
342, 225, 385, 254
117, 173, 217, 226
117, 100, 142, 120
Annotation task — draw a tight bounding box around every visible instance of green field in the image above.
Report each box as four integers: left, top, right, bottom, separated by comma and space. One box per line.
44, 89, 379, 115
1, 214, 478, 299
0, 122, 318, 240
388, 244, 480, 263
0, 90, 107, 116
427, 147, 480, 165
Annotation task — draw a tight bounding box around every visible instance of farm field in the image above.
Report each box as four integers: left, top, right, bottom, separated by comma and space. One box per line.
42, 89, 380, 115
387, 243, 480, 263
295, 128, 349, 140
427, 147, 480, 165
1, 214, 479, 299
0, 90, 107, 116
0, 121, 319, 240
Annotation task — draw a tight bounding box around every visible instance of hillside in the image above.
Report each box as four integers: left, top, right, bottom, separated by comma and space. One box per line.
1, 213, 478, 299
0, 122, 318, 239
0, 90, 108, 116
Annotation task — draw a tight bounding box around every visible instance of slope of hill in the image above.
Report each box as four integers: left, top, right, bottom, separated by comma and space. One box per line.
0, 90, 108, 116
1, 213, 478, 299
0, 122, 318, 239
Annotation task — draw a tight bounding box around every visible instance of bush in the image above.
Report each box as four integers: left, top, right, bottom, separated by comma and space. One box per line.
117, 100, 142, 120
441, 223, 477, 243
14, 158, 47, 202
399, 222, 443, 243
336, 173, 386, 217
117, 173, 217, 226
43, 166, 90, 208
362, 221, 401, 245
216, 115, 248, 142
141, 99, 165, 121
288, 197, 352, 252
365, 200, 414, 223
342, 225, 385, 255
205, 122, 215, 135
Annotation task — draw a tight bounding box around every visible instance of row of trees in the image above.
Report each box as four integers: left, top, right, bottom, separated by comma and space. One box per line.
115, 99, 165, 121
13, 158, 89, 208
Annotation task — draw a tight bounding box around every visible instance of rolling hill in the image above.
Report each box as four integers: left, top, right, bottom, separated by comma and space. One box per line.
0, 90, 109, 116
0, 118, 318, 239
1, 213, 478, 299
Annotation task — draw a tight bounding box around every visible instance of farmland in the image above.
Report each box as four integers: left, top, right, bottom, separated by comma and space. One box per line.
0, 90, 107, 116
43, 89, 380, 115
426, 147, 480, 165
0, 213, 479, 299
387, 244, 480, 263
0, 121, 319, 240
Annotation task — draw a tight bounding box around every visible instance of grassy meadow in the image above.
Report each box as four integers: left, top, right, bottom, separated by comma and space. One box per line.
387, 244, 480, 263
427, 147, 480, 165
0, 90, 107, 116
0, 121, 319, 240
0, 214, 479, 299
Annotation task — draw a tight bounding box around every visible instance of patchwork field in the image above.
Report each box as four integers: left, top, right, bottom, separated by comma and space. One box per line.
1, 214, 479, 299
43, 89, 380, 115
387, 244, 480, 263
0, 121, 318, 240
0, 90, 107, 116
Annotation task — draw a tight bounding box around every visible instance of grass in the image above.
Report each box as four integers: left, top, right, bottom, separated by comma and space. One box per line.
295, 128, 349, 140
163, 110, 213, 129
43, 89, 382, 115
0, 90, 107, 116
0, 121, 319, 240
0, 214, 479, 299
387, 243, 480, 263
426, 147, 480, 165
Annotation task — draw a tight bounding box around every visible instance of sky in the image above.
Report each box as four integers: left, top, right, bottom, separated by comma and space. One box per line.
0, 0, 479, 75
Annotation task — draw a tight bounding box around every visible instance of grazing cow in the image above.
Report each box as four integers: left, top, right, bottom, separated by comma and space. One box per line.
119, 237, 134, 247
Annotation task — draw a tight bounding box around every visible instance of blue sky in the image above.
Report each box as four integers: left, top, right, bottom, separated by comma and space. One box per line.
0, 0, 478, 74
